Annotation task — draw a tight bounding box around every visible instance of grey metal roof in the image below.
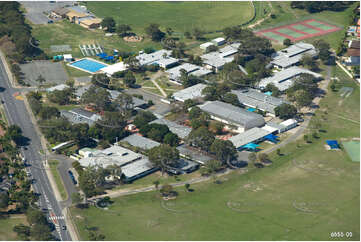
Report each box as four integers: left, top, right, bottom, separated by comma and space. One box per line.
198, 101, 265, 129
228, 127, 271, 148
173, 158, 199, 172
136, 49, 173, 66
62, 108, 101, 126
258, 66, 322, 91
265, 122, 286, 130
231, 89, 288, 114
166, 63, 200, 81
271, 42, 317, 68
75, 85, 90, 98
121, 157, 157, 179
121, 134, 160, 150
78, 145, 142, 168
154, 57, 179, 67
172, 83, 207, 102
150, 118, 192, 139
191, 68, 213, 77
176, 144, 213, 164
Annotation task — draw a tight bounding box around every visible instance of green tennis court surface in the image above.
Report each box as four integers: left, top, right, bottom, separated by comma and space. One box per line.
276, 28, 305, 38
342, 140, 360, 162
291, 24, 320, 34
261, 31, 286, 42
306, 21, 335, 30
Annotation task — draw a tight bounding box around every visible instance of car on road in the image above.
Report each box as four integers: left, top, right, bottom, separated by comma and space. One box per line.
62, 225, 67, 230
26, 171, 31, 177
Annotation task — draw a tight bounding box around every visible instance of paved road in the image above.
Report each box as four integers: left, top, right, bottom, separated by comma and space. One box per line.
0, 58, 71, 241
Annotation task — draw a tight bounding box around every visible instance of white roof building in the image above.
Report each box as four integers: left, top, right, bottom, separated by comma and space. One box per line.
100, 62, 128, 76
121, 157, 158, 182
136, 49, 174, 66
172, 83, 207, 102
228, 127, 271, 148
212, 37, 226, 46
200, 42, 215, 50
258, 66, 322, 91
166, 63, 201, 82
200, 43, 240, 71
78, 145, 142, 168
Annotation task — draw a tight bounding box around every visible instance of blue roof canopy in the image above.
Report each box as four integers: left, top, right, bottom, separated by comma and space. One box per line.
326, 140, 339, 149
264, 134, 279, 143
242, 143, 260, 150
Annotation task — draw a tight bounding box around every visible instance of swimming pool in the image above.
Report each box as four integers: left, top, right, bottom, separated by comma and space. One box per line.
69, 58, 107, 73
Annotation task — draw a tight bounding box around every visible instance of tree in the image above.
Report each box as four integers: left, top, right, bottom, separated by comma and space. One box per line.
115, 92, 134, 117
153, 180, 160, 190
301, 54, 318, 71
6, 124, 24, 146
101, 17, 116, 32
116, 24, 131, 37
184, 31, 192, 39
47, 88, 73, 105
313, 39, 330, 64
275, 103, 297, 119
39, 106, 60, 120
159, 184, 174, 196
248, 153, 257, 164
192, 28, 204, 40
124, 56, 141, 72
283, 38, 292, 46
295, 89, 313, 108
81, 85, 112, 111
330, 82, 336, 92
205, 159, 223, 174
206, 45, 218, 53
303, 134, 310, 143
166, 27, 173, 36
92, 73, 110, 88
258, 153, 269, 163
264, 83, 281, 97
188, 106, 202, 120
30, 223, 53, 241
163, 132, 179, 147
0, 191, 9, 208
162, 37, 176, 49
26, 208, 47, 225
36, 74, 45, 84
145, 23, 165, 42
133, 111, 156, 128
210, 139, 237, 164
186, 126, 215, 152
13, 224, 30, 239
276, 148, 281, 156
148, 144, 179, 175
209, 121, 224, 135
222, 93, 241, 107
124, 71, 136, 87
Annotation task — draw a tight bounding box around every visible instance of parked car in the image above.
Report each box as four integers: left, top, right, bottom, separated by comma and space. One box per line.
68, 170, 77, 185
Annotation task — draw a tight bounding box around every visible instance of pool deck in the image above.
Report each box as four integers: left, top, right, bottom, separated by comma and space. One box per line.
68, 57, 108, 74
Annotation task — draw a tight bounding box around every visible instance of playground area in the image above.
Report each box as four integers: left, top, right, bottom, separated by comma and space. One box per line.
68, 58, 108, 74
256, 19, 341, 43
342, 140, 360, 162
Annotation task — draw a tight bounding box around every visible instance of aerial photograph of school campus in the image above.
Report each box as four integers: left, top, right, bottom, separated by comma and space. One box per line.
0, 0, 359, 241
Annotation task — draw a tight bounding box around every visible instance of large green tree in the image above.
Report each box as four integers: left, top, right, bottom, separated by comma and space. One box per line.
210, 139, 237, 164
186, 126, 215, 152
101, 17, 116, 32
148, 144, 179, 175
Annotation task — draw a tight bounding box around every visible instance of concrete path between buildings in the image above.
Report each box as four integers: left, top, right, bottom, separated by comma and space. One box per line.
336, 61, 355, 80
151, 71, 167, 97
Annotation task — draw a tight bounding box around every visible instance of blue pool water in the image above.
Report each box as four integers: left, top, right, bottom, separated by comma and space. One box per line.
69, 59, 107, 73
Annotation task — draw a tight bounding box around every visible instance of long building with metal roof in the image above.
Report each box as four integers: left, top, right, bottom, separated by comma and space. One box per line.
121, 134, 160, 150
172, 83, 207, 102
198, 101, 265, 133
150, 118, 192, 139
228, 127, 271, 148
231, 88, 289, 116
258, 66, 322, 91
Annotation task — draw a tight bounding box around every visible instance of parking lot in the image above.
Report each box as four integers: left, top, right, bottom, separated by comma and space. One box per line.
20, 61, 69, 86
20, 1, 74, 24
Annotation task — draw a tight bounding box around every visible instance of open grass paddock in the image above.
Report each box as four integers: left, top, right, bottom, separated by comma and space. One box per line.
85, 2, 254, 34
70, 65, 359, 240
0, 216, 28, 241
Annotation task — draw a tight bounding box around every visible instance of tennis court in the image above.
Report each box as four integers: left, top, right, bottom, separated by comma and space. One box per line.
291, 24, 319, 34
256, 19, 341, 43
342, 140, 360, 162
305, 20, 335, 31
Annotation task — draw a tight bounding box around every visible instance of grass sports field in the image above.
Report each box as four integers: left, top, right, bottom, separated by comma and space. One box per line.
256, 19, 341, 43
85, 2, 254, 34
70, 65, 359, 240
